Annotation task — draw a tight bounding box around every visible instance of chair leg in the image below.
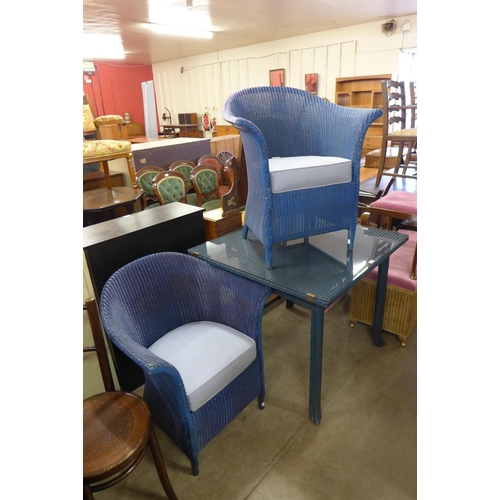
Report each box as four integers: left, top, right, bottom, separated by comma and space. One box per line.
375, 143, 388, 187
265, 247, 273, 269
191, 459, 200, 476
258, 393, 265, 409
83, 483, 94, 500
148, 426, 179, 500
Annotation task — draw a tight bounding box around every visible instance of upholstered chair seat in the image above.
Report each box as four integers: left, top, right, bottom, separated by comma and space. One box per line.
83, 140, 131, 161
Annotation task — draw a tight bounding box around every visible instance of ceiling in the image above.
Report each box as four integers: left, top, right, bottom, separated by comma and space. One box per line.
83, 0, 417, 65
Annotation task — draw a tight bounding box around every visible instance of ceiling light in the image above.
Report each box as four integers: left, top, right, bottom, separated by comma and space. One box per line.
83, 34, 125, 60
148, 23, 213, 39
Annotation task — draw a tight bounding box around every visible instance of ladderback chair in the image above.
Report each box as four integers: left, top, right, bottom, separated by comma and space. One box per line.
374, 80, 417, 187
99, 252, 271, 475
223, 86, 382, 268
409, 81, 417, 129
83, 298, 178, 500
190, 163, 222, 211
135, 166, 164, 209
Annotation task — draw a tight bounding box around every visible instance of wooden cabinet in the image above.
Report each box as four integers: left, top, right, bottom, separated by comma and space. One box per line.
335, 74, 391, 157
125, 122, 145, 137
178, 112, 198, 125
212, 125, 239, 137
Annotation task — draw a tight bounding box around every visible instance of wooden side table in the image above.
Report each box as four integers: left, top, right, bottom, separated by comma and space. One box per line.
83, 140, 144, 226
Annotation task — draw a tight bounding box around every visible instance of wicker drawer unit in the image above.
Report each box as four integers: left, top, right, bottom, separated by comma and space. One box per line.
349, 229, 417, 346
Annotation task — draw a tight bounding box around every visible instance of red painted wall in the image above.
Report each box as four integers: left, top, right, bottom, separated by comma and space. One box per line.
83, 62, 157, 130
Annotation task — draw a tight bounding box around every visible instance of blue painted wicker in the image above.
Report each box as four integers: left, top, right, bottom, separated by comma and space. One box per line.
99, 252, 270, 476
223, 86, 383, 268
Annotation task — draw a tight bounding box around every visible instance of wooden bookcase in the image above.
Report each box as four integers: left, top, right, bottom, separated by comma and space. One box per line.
335, 74, 391, 157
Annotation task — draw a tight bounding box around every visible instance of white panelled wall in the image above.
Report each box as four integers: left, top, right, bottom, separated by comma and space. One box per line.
152, 14, 417, 127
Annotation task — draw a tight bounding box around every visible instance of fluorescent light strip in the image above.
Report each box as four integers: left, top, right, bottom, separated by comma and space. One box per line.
149, 23, 213, 39
83, 34, 125, 60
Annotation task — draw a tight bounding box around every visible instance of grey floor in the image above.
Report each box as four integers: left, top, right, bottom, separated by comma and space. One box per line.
86, 294, 417, 500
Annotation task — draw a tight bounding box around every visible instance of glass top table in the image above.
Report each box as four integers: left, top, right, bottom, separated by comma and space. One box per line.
189, 226, 408, 424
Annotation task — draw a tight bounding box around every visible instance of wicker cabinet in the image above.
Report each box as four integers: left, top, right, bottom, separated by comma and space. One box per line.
335, 74, 391, 158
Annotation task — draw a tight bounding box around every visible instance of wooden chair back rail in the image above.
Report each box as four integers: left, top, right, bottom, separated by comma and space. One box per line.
84, 298, 115, 392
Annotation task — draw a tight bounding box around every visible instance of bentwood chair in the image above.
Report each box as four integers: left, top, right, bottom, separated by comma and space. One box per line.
135, 166, 164, 209
223, 86, 382, 268
374, 80, 417, 187
190, 163, 223, 211
83, 298, 178, 500
99, 252, 271, 475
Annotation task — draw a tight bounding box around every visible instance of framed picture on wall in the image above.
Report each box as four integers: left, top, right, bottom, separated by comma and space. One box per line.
269, 69, 285, 87
305, 73, 318, 93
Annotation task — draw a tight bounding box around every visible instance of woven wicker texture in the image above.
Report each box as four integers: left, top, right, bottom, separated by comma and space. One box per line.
100, 252, 270, 475
349, 279, 417, 345
223, 86, 382, 268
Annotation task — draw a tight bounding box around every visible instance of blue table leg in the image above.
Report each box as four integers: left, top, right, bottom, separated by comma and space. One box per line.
373, 257, 389, 347
309, 308, 325, 425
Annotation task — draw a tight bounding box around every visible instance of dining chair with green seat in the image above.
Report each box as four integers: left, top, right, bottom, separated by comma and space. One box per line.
152, 170, 198, 206
168, 160, 196, 193
190, 163, 222, 211
135, 166, 165, 209
197, 154, 229, 194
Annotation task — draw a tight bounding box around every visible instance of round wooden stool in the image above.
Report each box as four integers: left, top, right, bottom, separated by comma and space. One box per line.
83, 391, 178, 500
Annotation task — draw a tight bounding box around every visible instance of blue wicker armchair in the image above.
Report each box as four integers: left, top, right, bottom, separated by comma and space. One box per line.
99, 252, 270, 476
223, 86, 383, 268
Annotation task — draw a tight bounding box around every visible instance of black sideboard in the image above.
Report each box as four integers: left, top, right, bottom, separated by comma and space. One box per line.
83, 202, 206, 391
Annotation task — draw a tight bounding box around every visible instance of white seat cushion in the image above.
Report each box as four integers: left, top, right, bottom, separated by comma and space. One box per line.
148, 321, 256, 412
268, 156, 352, 193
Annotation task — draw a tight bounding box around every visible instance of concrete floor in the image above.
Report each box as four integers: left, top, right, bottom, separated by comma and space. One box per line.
84, 294, 417, 500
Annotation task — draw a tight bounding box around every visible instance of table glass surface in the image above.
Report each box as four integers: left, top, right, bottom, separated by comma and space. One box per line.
189, 227, 408, 308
